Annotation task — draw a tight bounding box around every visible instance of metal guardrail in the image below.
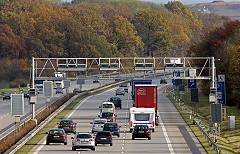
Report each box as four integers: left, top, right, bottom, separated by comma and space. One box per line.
193, 119, 220, 154
165, 86, 221, 154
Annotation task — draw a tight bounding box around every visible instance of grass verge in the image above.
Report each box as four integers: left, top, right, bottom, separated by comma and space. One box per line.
168, 91, 240, 154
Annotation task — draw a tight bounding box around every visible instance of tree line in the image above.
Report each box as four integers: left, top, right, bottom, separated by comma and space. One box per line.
1, 0, 239, 107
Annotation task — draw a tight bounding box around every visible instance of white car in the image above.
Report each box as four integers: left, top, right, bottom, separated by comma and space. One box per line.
116, 88, 125, 95
71, 132, 95, 151
91, 118, 107, 133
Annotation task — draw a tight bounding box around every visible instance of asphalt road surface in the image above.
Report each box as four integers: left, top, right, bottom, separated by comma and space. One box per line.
30, 81, 206, 154
0, 79, 113, 139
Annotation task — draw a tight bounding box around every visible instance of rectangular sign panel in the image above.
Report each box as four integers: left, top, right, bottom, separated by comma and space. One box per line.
211, 103, 222, 123
188, 79, 197, 89
217, 75, 226, 104
63, 80, 71, 88
43, 81, 53, 97
77, 79, 85, 85
191, 88, 199, 102
11, 94, 24, 116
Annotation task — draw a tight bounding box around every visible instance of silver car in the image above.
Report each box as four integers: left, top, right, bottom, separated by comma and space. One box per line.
116, 88, 125, 95
71, 133, 95, 151
91, 118, 107, 133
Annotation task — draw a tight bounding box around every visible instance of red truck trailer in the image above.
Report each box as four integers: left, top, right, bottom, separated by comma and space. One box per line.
135, 84, 159, 126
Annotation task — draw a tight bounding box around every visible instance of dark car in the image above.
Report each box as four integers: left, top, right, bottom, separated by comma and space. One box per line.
46, 128, 67, 145
160, 79, 167, 84
109, 97, 122, 109
58, 119, 77, 133
23, 91, 30, 99
73, 88, 81, 95
103, 122, 120, 137
95, 131, 112, 146
99, 112, 116, 122
56, 88, 64, 94
132, 125, 151, 140
93, 80, 99, 83
3, 93, 11, 100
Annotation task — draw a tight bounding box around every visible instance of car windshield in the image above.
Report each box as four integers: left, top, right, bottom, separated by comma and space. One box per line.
134, 125, 149, 130
134, 114, 150, 121
102, 112, 113, 118
94, 120, 106, 124
60, 120, 72, 125
4, 93, 10, 96
49, 129, 64, 134
104, 123, 118, 128
97, 132, 111, 136
77, 134, 92, 138
110, 97, 119, 101
102, 104, 113, 108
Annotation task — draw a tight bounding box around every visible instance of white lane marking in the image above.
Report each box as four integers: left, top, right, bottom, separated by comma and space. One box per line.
0, 113, 10, 119
159, 116, 175, 154
33, 88, 115, 154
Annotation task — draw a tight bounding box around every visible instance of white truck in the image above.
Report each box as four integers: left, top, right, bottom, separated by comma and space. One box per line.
129, 107, 155, 132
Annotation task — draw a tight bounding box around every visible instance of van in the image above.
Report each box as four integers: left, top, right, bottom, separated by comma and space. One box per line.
129, 107, 155, 132
100, 102, 115, 113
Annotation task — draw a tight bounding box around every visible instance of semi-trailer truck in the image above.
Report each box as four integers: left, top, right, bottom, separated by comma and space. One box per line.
134, 84, 159, 126
131, 79, 152, 100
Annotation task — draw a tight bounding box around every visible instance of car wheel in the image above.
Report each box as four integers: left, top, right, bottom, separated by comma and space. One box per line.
132, 136, 135, 140
117, 134, 120, 138
120, 106, 122, 109
91, 147, 95, 151
130, 129, 133, 132
148, 137, 151, 140
46, 141, 49, 145
95, 143, 97, 146
72, 147, 76, 151
64, 142, 67, 145
110, 143, 113, 146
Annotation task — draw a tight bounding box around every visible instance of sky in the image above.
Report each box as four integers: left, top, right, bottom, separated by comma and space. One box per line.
140, 0, 240, 4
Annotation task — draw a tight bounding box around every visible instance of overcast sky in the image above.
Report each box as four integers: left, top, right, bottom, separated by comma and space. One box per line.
140, 0, 240, 4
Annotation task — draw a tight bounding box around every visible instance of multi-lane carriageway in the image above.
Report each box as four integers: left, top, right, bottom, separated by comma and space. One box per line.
30, 80, 206, 154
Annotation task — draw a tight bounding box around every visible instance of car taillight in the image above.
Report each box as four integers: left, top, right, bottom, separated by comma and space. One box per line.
152, 121, 155, 127
59, 134, 65, 138
130, 121, 132, 127
48, 134, 54, 137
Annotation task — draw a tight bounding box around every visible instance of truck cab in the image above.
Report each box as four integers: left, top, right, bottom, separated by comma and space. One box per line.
129, 107, 155, 132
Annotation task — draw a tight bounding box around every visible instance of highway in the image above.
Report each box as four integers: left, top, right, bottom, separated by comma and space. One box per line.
0, 79, 113, 139
30, 80, 206, 154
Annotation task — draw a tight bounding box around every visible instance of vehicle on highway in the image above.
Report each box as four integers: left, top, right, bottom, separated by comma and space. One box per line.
132, 125, 151, 140
99, 112, 116, 122
160, 79, 167, 84
95, 131, 113, 146
46, 128, 67, 145
23, 91, 30, 99
56, 88, 64, 94
93, 79, 99, 83
90, 118, 107, 133
129, 107, 155, 132
73, 88, 81, 94
108, 96, 122, 109
54, 80, 64, 89
120, 83, 128, 93
71, 132, 95, 151
99, 102, 115, 113
2, 93, 11, 100
116, 88, 125, 96
58, 119, 77, 133
103, 122, 120, 137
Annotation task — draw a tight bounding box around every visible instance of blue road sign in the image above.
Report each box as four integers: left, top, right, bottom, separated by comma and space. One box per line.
191, 88, 199, 102
175, 71, 181, 77
217, 81, 226, 104
188, 79, 197, 89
